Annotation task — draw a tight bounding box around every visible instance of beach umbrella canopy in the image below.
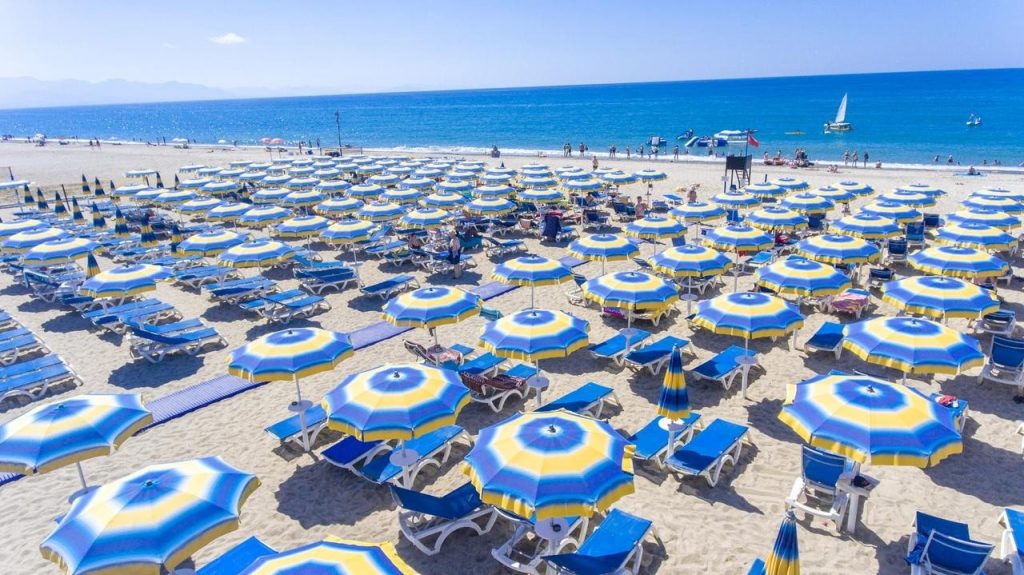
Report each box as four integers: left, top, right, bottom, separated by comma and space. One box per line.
828, 214, 901, 240
568, 234, 639, 266
321, 219, 376, 245
178, 230, 246, 257
842, 316, 984, 376
946, 208, 1021, 230
793, 234, 880, 265
239, 205, 291, 227
624, 216, 687, 240
134, 188, 166, 203
747, 207, 808, 232
314, 197, 363, 216
155, 189, 198, 205
367, 173, 401, 187
669, 202, 726, 223
692, 292, 804, 341
399, 177, 436, 191
414, 167, 445, 178
356, 201, 406, 222
399, 207, 452, 229
179, 197, 223, 213
466, 197, 516, 216
781, 193, 835, 215
383, 188, 424, 204
658, 346, 690, 421
894, 183, 944, 197
348, 183, 385, 199
648, 245, 733, 278
40, 457, 260, 575
934, 222, 1017, 252
0, 219, 45, 239
480, 173, 514, 185
462, 409, 635, 520
251, 187, 292, 204
559, 178, 602, 192
420, 191, 466, 209
218, 239, 295, 268
492, 255, 573, 308
382, 286, 482, 330
228, 328, 354, 383
962, 195, 1023, 214
281, 189, 326, 208
908, 246, 1008, 279
634, 169, 667, 182
315, 180, 351, 194
473, 184, 515, 198
859, 202, 922, 224
436, 180, 475, 194
238, 537, 416, 575
80, 263, 171, 299
480, 309, 589, 362
809, 185, 857, 203
745, 183, 788, 199
878, 191, 936, 209
581, 271, 679, 311
21, 237, 99, 266
600, 171, 638, 185
769, 177, 810, 192
2, 227, 70, 253
973, 187, 1024, 201
322, 363, 469, 442
238, 172, 267, 183
779, 371, 962, 466
517, 188, 564, 203
519, 176, 558, 189
275, 215, 329, 238
703, 225, 773, 254
207, 202, 251, 222
200, 181, 241, 196
764, 512, 800, 575
882, 276, 999, 320
754, 258, 852, 298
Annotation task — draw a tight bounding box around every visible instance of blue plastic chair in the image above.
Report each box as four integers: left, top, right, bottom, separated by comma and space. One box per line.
665, 419, 749, 487
542, 509, 654, 575
803, 321, 844, 359
906, 512, 993, 574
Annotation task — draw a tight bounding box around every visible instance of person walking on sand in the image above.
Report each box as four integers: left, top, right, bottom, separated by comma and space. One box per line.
447, 230, 462, 279
863, 151, 869, 167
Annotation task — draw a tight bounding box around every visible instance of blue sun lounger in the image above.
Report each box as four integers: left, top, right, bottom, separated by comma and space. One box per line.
665, 419, 750, 487
127, 324, 226, 363
746, 559, 767, 574
802, 321, 844, 359
590, 328, 652, 367
329, 425, 471, 488
390, 482, 499, 556
690, 345, 761, 398
629, 413, 702, 469
86, 300, 181, 333
0, 327, 31, 342
197, 536, 276, 575
205, 277, 278, 303
542, 509, 655, 575
265, 403, 328, 448
322, 435, 391, 471
0, 334, 47, 365
359, 274, 419, 300
906, 512, 994, 575
536, 381, 620, 418
174, 265, 240, 289
483, 236, 527, 258
0, 355, 80, 402
298, 267, 358, 294
623, 335, 692, 375
0, 311, 15, 329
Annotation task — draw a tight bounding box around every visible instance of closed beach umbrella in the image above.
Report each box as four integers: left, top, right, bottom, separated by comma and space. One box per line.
882, 276, 999, 320
2, 227, 70, 253
40, 457, 260, 575
878, 191, 935, 209
275, 215, 330, 239
810, 185, 857, 203
473, 184, 515, 198
0, 394, 152, 495
314, 197, 363, 217
492, 255, 573, 308
842, 316, 984, 381
764, 512, 801, 575
80, 263, 171, 299
781, 193, 835, 215
670, 202, 726, 225
894, 183, 944, 197
946, 208, 1020, 231
568, 233, 639, 274
113, 208, 130, 238
420, 191, 466, 209
747, 207, 808, 232
321, 219, 376, 245
828, 214, 901, 240
780, 371, 962, 466
52, 192, 68, 218
22, 237, 99, 267
466, 197, 516, 216
934, 222, 1017, 252
745, 183, 788, 199
769, 177, 809, 192
239, 205, 291, 227
383, 286, 482, 351
70, 198, 85, 223
961, 195, 1023, 214
0, 219, 44, 239
90, 204, 106, 230
281, 189, 326, 208
793, 234, 880, 265
138, 215, 159, 248
658, 346, 690, 422
462, 409, 635, 521
383, 188, 424, 204
754, 258, 852, 298
35, 189, 49, 211
908, 246, 1008, 279
218, 239, 295, 268
357, 201, 406, 222
239, 537, 415, 575
178, 230, 246, 257
348, 183, 384, 199
859, 202, 922, 224
207, 202, 252, 222
179, 197, 223, 214
251, 187, 292, 204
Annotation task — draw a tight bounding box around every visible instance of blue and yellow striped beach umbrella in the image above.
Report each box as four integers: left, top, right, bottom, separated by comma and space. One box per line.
80, 263, 171, 299
780, 371, 962, 466
634, 169, 667, 183
113, 208, 130, 238
218, 239, 295, 268
382, 286, 482, 330
669, 201, 726, 224
321, 219, 376, 245
946, 208, 1021, 231
348, 183, 385, 199
568, 234, 639, 273
517, 188, 564, 203
40, 457, 260, 575
828, 214, 901, 240
908, 246, 1008, 279
895, 183, 943, 197
560, 178, 602, 192
648, 245, 733, 278
882, 276, 999, 320
480, 173, 514, 186
747, 207, 808, 232
793, 234, 880, 265
703, 224, 774, 254
781, 193, 835, 215
420, 191, 466, 209
473, 184, 515, 198
520, 176, 559, 190
581, 271, 679, 310
240, 537, 416, 575
138, 215, 159, 248
322, 363, 469, 442
169, 225, 184, 248
179, 197, 223, 214
356, 201, 407, 222
281, 189, 326, 208
480, 309, 590, 362
70, 198, 85, 223
770, 177, 810, 192
657, 346, 690, 421
80, 174, 90, 195
973, 187, 1024, 201
692, 292, 804, 341
201, 181, 242, 196
207, 202, 252, 222
466, 197, 516, 216
314, 197, 364, 217
962, 195, 1023, 214
383, 188, 424, 204
754, 258, 852, 298
399, 207, 452, 229
764, 512, 800, 575
134, 187, 165, 203
2, 227, 70, 253
286, 177, 320, 190
52, 192, 68, 218
0, 219, 45, 239
809, 185, 857, 203
35, 189, 49, 211
878, 191, 935, 209
155, 189, 197, 205
601, 171, 638, 185
625, 216, 687, 241
315, 180, 351, 194
239, 205, 291, 227
746, 183, 788, 199
462, 409, 634, 521
90, 204, 106, 230
934, 222, 1017, 252
85, 253, 101, 278
399, 177, 436, 191
178, 230, 246, 257
251, 187, 292, 204
843, 316, 984, 376
22, 237, 99, 266
275, 215, 330, 239
436, 180, 475, 194
228, 328, 354, 383
859, 201, 922, 224
368, 173, 401, 187
21, 184, 34, 205
493, 255, 573, 308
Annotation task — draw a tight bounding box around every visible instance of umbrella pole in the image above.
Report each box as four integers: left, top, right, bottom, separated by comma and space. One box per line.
531, 285, 535, 310
733, 254, 740, 292
75, 461, 88, 491
293, 374, 311, 452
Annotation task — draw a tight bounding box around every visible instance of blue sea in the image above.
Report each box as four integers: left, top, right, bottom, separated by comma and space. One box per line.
1, 68, 1022, 166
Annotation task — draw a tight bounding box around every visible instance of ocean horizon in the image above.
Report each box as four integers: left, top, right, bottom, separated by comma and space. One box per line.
1, 68, 1022, 166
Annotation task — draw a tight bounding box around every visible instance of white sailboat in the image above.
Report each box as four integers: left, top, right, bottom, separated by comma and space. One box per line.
824, 93, 852, 133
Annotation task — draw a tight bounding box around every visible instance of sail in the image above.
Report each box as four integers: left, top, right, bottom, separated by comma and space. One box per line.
834, 93, 848, 123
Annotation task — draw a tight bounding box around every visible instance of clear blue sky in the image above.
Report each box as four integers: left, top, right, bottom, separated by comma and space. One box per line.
5, 0, 1023, 94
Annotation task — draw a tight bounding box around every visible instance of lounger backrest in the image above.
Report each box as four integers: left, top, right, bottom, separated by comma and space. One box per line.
577, 508, 651, 557
990, 336, 1024, 369
390, 482, 482, 520
801, 445, 848, 490
915, 512, 971, 541
920, 530, 993, 574
888, 239, 907, 254
459, 372, 487, 394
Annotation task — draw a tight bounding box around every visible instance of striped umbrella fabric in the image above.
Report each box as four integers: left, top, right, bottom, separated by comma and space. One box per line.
85, 254, 101, 278
322, 364, 469, 442
40, 457, 260, 575
780, 193, 835, 215
2, 227, 70, 253
624, 216, 687, 240
52, 192, 68, 217
382, 287, 482, 329
493, 255, 573, 287
895, 183, 944, 197
568, 234, 639, 265
356, 201, 406, 222
780, 372, 962, 467
560, 178, 603, 192
90, 204, 106, 230
348, 184, 385, 199
517, 188, 564, 203
321, 219, 376, 245
315, 180, 351, 193
35, 189, 49, 211
754, 258, 852, 298
836, 181, 875, 197
878, 191, 936, 208
240, 537, 416, 575
581, 271, 679, 310
973, 187, 1024, 201
466, 197, 516, 216
747, 207, 808, 232
368, 173, 401, 187
420, 191, 466, 209
0, 394, 151, 477
462, 409, 635, 520
314, 197, 364, 216
473, 185, 515, 198
793, 234, 880, 265
382, 188, 424, 204
842, 316, 984, 375
764, 512, 800, 575
634, 169, 667, 182
769, 177, 810, 192
962, 195, 1024, 214
70, 198, 85, 223
21, 237, 99, 266
155, 189, 197, 205
703, 225, 773, 254
138, 215, 159, 248
178, 230, 246, 257
239, 205, 291, 227
228, 328, 354, 383
399, 207, 452, 229
436, 180, 475, 194
601, 171, 638, 185
399, 177, 436, 191
480, 173, 514, 186
521, 176, 559, 190
809, 185, 857, 203
828, 214, 901, 240
179, 198, 223, 214
648, 245, 733, 277
0, 219, 45, 239
479, 309, 589, 362
859, 202, 922, 224
908, 246, 1008, 279
746, 183, 788, 199
669, 202, 726, 223
80, 264, 171, 298
882, 276, 999, 319
113, 208, 130, 238
712, 191, 761, 209
275, 215, 330, 238
934, 222, 1017, 252
946, 208, 1021, 231
657, 347, 690, 421
251, 188, 292, 204
208, 202, 251, 222
286, 177, 320, 190
218, 239, 295, 268
201, 181, 242, 196
692, 292, 804, 341
281, 189, 326, 208
135, 188, 166, 203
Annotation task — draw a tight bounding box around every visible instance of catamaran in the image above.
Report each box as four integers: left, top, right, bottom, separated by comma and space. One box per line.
824, 93, 852, 133
966, 113, 982, 127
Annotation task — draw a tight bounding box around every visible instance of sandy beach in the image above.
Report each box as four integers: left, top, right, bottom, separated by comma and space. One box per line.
1, 140, 1023, 575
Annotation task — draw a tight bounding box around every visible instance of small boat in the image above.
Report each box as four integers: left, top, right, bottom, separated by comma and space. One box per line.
824, 93, 852, 133
713, 130, 753, 144
966, 113, 982, 127
785, 130, 805, 136
676, 129, 694, 141
684, 136, 728, 148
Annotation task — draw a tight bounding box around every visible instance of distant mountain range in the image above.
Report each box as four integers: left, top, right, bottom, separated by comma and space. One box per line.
0, 77, 233, 109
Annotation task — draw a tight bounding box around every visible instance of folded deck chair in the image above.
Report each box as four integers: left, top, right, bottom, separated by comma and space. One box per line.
0, 356, 80, 403
690, 345, 761, 398
802, 321, 844, 359
623, 335, 692, 375
492, 513, 590, 575
127, 324, 225, 363
542, 509, 656, 575
974, 309, 1016, 337
535, 381, 620, 418
0, 334, 47, 365
265, 404, 328, 448
629, 413, 702, 469
906, 512, 993, 575
390, 482, 499, 556
998, 508, 1024, 575
460, 372, 527, 412
589, 328, 652, 367
298, 267, 358, 294
359, 274, 419, 300
351, 425, 471, 488
978, 335, 1024, 395
665, 419, 749, 487
786, 445, 855, 532
197, 536, 276, 575
565, 273, 589, 307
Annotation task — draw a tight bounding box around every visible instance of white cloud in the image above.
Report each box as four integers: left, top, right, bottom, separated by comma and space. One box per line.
210, 32, 245, 45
